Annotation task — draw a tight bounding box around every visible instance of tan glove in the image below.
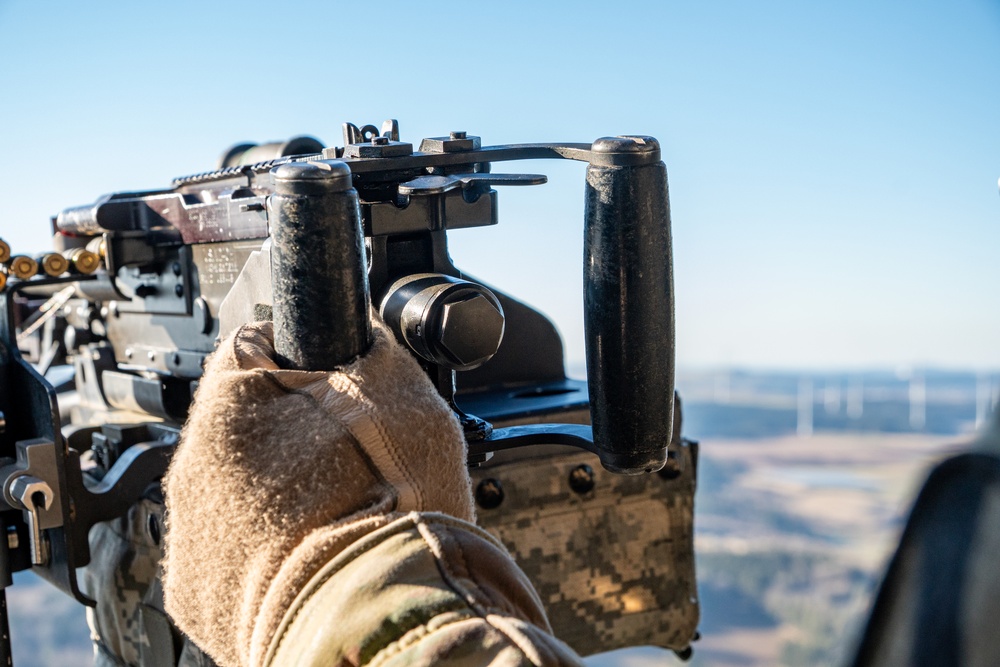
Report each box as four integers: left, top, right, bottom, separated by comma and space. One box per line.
162, 319, 476, 666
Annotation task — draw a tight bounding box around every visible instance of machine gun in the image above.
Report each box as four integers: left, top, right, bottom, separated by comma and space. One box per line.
0, 121, 697, 662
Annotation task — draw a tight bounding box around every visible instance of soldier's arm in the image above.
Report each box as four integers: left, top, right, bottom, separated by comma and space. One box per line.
266, 514, 581, 667
162, 321, 582, 667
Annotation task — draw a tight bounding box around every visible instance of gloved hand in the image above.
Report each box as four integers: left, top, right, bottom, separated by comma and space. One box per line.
162, 319, 477, 666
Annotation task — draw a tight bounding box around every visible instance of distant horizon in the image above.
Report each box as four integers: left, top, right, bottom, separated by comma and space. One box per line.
564, 361, 1000, 377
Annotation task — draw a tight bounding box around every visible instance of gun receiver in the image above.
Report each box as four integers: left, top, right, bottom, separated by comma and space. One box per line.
0, 121, 675, 611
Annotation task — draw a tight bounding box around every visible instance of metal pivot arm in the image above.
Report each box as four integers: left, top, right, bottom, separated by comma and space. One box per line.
468, 424, 597, 459
583, 137, 675, 474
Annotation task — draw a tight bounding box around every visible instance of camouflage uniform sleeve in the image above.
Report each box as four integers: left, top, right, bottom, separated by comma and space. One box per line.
264, 512, 584, 667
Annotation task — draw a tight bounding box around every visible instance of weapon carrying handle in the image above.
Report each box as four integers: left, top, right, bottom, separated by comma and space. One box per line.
584, 137, 675, 474
269, 161, 372, 371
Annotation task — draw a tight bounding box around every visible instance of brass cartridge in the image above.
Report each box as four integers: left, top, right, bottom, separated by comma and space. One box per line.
7, 256, 39, 280
37, 252, 70, 277
65, 248, 101, 275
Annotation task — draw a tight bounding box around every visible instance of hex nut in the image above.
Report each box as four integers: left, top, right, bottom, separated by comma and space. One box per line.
438, 293, 504, 368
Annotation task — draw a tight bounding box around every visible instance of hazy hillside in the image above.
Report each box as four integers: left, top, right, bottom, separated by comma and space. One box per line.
5, 369, 996, 666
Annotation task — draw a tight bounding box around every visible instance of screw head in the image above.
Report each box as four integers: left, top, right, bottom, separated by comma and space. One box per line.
568, 464, 595, 494
475, 478, 504, 510
449, 131, 467, 140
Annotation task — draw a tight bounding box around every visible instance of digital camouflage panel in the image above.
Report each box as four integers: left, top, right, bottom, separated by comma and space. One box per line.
470, 396, 699, 656
79, 486, 216, 667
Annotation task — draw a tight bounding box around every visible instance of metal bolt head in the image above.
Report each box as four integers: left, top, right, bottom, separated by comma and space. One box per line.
8, 476, 53, 512
568, 464, 595, 494
418, 134, 481, 154
475, 478, 504, 510
438, 293, 504, 369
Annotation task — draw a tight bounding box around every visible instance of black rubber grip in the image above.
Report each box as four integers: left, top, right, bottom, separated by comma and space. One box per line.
584, 136, 675, 474
269, 161, 372, 371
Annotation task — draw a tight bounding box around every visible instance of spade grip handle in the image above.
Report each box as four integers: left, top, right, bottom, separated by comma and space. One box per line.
584, 137, 675, 474
269, 161, 372, 371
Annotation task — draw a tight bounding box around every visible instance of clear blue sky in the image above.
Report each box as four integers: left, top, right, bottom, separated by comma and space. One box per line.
1, 0, 998, 370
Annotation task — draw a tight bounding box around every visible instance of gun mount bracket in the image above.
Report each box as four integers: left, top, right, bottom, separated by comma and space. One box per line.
0, 440, 66, 567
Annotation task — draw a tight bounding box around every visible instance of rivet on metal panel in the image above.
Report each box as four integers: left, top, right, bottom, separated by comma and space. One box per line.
568, 464, 595, 494
475, 478, 504, 510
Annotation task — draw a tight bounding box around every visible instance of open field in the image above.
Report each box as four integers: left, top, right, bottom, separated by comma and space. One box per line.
690, 432, 963, 666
